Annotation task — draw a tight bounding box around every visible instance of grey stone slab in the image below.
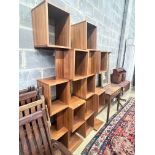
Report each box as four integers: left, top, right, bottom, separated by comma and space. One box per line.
19, 4, 32, 28
19, 28, 34, 49
43, 67, 55, 78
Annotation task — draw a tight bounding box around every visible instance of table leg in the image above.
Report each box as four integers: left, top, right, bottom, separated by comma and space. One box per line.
106, 97, 111, 123
117, 94, 121, 111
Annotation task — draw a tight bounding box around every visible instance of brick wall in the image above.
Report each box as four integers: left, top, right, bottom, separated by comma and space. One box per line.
19, 0, 134, 90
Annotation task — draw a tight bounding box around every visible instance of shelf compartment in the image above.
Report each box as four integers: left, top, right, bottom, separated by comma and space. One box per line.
32, 1, 70, 49
100, 52, 108, 72
50, 109, 68, 140
78, 115, 95, 138
68, 132, 83, 153
71, 21, 97, 50
87, 75, 95, 98
64, 49, 88, 80
69, 102, 85, 132
72, 76, 95, 99
85, 95, 95, 120
94, 118, 104, 131
94, 91, 106, 113
37, 78, 70, 115
88, 50, 100, 75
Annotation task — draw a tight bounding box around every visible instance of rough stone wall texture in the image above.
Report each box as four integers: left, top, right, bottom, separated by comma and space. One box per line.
19, 0, 135, 90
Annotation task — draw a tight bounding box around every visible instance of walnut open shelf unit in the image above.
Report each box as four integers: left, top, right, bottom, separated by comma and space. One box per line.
32, 1, 71, 49
33, 1, 111, 152
71, 21, 97, 50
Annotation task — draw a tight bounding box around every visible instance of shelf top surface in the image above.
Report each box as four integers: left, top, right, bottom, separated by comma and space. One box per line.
51, 100, 68, 116
86, 92, 94, 99
38, 78, 69, 86
69, 96, 85, 109
73, 75, 87, 81
50, 126, 68, 140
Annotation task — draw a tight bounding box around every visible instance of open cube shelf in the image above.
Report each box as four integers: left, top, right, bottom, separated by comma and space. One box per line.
64, 49, 88, 80
32, 1, 70, 49
85, 95, 95, 120
50, 109, 68, 140
72, 75, 95, 99
68, 99, 85, 132
100, 52, 108, 72
88, 50, 100, 75
68, 132, 83, 153
95, 89, 106, 113
71, 21, 97, 50
87, 75, 95, 99
37, 77, 70, 116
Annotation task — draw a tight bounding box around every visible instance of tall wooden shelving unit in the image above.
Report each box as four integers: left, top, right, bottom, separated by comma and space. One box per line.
32, 1, 110, 153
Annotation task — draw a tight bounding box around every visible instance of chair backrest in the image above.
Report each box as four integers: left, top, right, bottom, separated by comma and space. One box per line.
19, 109, 53, 155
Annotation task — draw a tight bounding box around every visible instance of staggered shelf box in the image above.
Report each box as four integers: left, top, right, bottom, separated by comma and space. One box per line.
73, 75, 95, 99
71, 21, 97, 50
100, 52, 108, 72
88, 50, 100, 74
95, 87, 106, 113
68, 97, 85, 132
85, 95, 95, 120
50, 109, 68, 141
32, 1, 70, 49
64, 49, 88, 80
37, 78, 70, 116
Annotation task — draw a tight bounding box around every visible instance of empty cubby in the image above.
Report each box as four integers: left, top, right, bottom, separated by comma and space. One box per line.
85, 95, 95, 120
68, 103, 85, 132
88, 50, 100, 75
68, 131, 83, 153
50, 109, 68, 141
37, 78, 70, 116
87, 75, 95, 99
71, 21, 96, 50
100, 52, 108, 72
64, 49, 88, 80
32, 1, 70, 49
77, 114, 95, 138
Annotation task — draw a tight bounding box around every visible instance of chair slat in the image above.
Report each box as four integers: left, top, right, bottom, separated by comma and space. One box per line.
31, 106, 44, 155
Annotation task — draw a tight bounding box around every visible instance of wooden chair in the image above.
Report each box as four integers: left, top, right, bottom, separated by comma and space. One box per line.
19, 87, 72, 155
19, 109, 72, 155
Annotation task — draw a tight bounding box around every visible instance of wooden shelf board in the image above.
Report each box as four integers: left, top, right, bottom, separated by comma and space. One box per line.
86, 92, 94, 99
74, 49, 88, 52
69, 96, 85, 109
73, 75, 87, 81
51, 100, 68, 116
35, 44, 71, 49
50, 126, 68, 140
95, 87, 106, 95
68, 134, 83, 153
85, 110, 94, 120
94, 118, 104, 131
38, 78, 68, 86
72, 118, 85, 132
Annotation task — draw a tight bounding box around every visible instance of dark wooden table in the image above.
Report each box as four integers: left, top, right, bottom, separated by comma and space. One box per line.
105, 84, 121, 123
